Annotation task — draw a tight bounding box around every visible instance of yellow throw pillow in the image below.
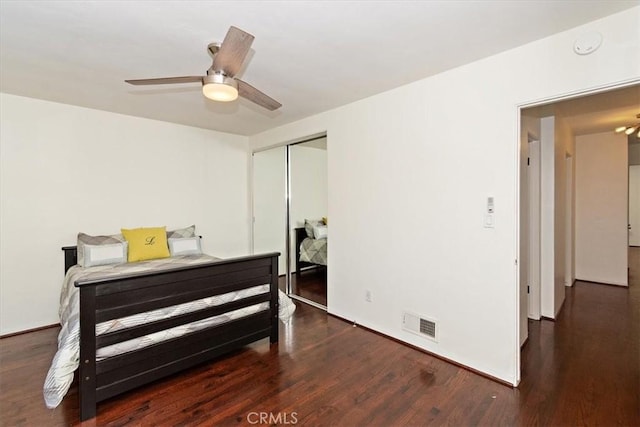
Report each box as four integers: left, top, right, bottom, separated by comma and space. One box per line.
121, 226, 171, 262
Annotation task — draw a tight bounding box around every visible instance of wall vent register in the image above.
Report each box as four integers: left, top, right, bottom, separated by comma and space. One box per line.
402, 311, 438, 342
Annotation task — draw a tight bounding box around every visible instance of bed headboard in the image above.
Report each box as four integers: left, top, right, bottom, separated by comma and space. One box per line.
294, 227, 316, 273
295, 227, 307, 248
61, 246, 78, 274
61, 236, 203, 274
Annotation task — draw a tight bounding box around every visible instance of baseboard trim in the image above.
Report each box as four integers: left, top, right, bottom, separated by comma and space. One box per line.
575, 279, 629, 288
327, 312, 515, 388
0, 323, 59, 339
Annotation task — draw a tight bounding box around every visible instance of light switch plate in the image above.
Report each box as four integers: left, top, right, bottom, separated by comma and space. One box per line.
484, 214, 495, 228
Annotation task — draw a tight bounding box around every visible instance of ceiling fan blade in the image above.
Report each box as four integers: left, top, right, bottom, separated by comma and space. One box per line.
211, 26, 254, 77
125, 76, 203, 85
236, 79, 281, 111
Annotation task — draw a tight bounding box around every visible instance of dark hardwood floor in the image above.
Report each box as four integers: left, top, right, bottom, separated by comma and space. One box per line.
290, 267, 327, 306
1, 249, 638, 426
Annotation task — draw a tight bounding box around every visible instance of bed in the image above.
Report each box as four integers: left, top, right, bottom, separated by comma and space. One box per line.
44, 234, 291, 421
295, 225, 327, 273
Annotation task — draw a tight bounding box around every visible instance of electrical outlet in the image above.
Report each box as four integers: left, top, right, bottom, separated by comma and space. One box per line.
365, 290, 372, 302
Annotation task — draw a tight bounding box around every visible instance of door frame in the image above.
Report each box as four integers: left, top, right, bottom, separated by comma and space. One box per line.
515, 78, 639, 384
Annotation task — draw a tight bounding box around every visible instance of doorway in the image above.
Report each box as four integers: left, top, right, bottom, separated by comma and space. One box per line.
517, 82, 639, 376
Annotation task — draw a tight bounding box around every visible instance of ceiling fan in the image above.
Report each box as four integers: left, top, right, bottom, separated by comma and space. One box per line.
125, 26, 281, 111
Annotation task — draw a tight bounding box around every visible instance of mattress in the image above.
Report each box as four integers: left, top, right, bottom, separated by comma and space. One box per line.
299, 237, 327, 266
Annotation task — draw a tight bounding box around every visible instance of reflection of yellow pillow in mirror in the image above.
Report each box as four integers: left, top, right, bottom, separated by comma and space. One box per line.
322, 217, 328, 225
121, 227, 170, 262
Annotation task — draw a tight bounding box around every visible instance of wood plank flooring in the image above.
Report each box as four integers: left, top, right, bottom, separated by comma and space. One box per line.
289, 268, 327, 307
1, 249, 638, 426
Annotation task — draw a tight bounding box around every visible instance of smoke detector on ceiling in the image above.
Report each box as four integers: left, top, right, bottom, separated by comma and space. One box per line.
573, 31, 603, 55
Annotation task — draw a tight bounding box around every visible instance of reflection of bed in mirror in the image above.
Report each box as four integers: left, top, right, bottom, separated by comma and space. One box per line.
295, 227, 327, 274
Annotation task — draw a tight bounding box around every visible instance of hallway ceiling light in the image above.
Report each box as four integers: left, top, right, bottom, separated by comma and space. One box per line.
623, 126, 638, 135
616, 124, 640, 138
615, 114, 640, 138
614, 125, 637, 135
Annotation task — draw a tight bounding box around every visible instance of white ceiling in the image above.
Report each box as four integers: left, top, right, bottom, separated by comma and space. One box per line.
558, 86, 640, 138
523, 84, 640, 138
1, 1, 638, 136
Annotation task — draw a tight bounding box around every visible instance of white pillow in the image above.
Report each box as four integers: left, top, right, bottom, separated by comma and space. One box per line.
166, 224, 196, 239
168, 236, 202, 256
77, 232, 124, 266
312, 225, 328, 239
83, 242, 128, 267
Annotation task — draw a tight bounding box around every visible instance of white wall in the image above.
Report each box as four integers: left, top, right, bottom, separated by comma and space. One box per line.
540, 116, 574, 319
0, 93, 251, 335
540, 116, 556, 318
249, 8, 640, 385
519, 114, 541, 343
630, 142, 640, 165
565, 154, 575, 288
556, 115, 576, 290
575, 131, 629, 286
539, 114, 572, 318
552, 115, 573, 315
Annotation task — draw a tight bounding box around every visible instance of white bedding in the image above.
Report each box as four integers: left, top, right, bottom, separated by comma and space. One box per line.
43, 254, 295, 409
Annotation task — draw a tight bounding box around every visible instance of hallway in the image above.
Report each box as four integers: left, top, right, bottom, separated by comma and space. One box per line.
518, 247, 640, 425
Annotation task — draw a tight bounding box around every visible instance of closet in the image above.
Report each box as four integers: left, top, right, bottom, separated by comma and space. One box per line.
252, 135, 327, 308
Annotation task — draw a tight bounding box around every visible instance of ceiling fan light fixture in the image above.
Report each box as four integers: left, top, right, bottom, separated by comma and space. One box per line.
615, 126, 627, 133
202, 74, 238, 102
125, 27, 280, 110
624, 126, 637, 135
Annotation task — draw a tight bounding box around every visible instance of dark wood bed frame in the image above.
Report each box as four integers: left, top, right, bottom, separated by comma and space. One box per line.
294, 227, 318, 273
61, 246, 280, 421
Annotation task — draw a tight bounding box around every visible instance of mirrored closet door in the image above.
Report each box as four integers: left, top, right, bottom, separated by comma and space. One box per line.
252, 135, 327, 309
288, 138, 328, 307
252, 146, 287, 290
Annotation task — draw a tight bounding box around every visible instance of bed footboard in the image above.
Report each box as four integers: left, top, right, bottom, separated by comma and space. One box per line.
67, 250, 279, 421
